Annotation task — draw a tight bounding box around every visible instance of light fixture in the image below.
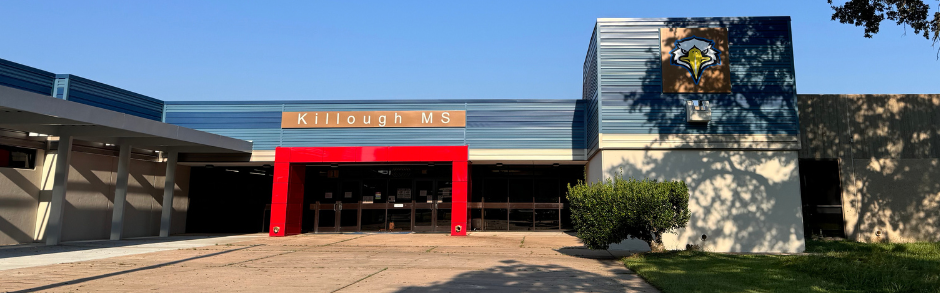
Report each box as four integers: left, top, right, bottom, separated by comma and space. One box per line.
496, 163, 503, 167
552, 163, 560, 167
205, 165, 215, 169
225, 169, 239, 173
262, 164, 272, 168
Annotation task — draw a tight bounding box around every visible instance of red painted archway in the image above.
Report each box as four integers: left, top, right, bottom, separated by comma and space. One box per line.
269, 146, 469, 236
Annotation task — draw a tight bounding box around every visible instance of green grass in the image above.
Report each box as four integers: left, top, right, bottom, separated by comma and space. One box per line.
623, 240, 940, 293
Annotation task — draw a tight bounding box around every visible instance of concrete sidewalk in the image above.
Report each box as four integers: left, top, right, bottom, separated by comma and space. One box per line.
0, 234, 263, 271
0, 232, 658, 292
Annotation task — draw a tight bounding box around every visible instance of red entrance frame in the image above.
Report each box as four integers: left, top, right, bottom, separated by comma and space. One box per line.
269, 146, 469, 237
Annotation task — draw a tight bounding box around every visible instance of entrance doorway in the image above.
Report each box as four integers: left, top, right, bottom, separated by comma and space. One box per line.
305, 164, 452, 233
798, 159, 846, 238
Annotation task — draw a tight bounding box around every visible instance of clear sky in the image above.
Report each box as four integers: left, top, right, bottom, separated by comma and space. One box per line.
2, 1, 937, 101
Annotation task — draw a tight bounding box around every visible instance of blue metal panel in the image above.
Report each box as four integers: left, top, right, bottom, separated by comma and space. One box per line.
57, 74, 165, 121
594, 17, 800, 137
0, 58, 55, 96
164, 99, 587, 151
583, 25, 601, 153
465, 100, 585, 149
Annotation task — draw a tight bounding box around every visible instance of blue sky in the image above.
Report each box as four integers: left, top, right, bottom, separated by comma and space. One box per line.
2, 1, 937, 101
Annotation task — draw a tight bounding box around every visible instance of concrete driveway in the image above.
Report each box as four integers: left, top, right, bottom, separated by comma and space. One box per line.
0, 232, 658, 292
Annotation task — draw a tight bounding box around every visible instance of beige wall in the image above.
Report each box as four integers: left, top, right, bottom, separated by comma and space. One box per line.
853, 158, 940, 242
0, 150, 45, 246
587, 149, 805, 253
585, 152, 604, 184
27, 151, 191, 243
798, 94, 940, 242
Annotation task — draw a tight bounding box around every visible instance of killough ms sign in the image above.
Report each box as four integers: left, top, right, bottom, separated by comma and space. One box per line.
281, 111, 466, 128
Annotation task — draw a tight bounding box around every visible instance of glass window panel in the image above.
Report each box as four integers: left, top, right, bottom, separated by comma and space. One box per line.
508, 179, 534, 202
509, 209, 534, 231
483, 209, 507, 230
534, 209, 559, 230
483, 179, 508, 202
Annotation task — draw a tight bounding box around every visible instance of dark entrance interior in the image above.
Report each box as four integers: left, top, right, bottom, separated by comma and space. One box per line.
304, 164, 453, 233
798, 159, 846, 238
469, 164, 582, 231
186, 166, 274, 233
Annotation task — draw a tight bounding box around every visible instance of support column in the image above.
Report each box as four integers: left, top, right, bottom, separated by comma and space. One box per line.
109, 144, 132, 240
159, 150, 178, 237
45, 135, 73, 245
270, 147, 304, 236
451, 160, 468, 236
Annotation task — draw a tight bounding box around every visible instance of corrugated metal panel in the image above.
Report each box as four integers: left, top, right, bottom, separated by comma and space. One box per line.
466, 100, 585, 149
583, 25, 601, 154
0, 58, 55, 96
164, 99, 587, 151
57, 74, 165, 121
595, 17, 799, 137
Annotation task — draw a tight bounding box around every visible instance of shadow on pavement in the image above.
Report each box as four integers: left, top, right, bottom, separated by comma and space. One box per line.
0, 233, 252, 260
7, 245, 254, 293
393, 259, 648, 292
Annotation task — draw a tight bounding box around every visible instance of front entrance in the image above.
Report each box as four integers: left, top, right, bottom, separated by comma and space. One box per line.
306, 164, 452, 233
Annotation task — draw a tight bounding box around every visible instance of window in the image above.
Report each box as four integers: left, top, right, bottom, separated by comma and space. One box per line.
0, 145, 36, 169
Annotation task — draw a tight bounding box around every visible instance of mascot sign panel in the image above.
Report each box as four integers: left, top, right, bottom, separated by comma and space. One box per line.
660, 28, 731, 93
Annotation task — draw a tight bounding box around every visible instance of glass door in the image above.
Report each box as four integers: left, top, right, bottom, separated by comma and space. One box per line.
338, 180, 361, 232
313, 181, 340, 233
435, 180, 453, 232
360, 179, 387, 231
387, 179, 413, 232
413, 180, 435, 232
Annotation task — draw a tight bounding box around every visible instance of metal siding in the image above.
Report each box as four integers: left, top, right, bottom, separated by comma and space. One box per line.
466, 100, 585, 149
583, 25, 601, 154
164, 99, 586, 151
60, 75, 165, 121
596, 17, 799, 137
0, 58, 55, 96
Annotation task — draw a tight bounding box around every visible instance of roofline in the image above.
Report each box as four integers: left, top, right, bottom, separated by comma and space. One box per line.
165, 98, 584, 105
596, 16, 791, 22
0, 85, 252, 153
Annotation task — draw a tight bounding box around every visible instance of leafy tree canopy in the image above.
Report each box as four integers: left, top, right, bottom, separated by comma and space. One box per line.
828, 0, 939, 44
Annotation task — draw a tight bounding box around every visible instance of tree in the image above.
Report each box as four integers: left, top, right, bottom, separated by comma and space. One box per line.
828, 0, 940, 46
567, 176, 690, 252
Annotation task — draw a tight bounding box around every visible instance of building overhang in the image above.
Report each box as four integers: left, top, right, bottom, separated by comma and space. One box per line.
0, 85, 252, 154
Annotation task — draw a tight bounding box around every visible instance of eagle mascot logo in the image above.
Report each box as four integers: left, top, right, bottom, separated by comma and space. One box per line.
669, 36, 721, 85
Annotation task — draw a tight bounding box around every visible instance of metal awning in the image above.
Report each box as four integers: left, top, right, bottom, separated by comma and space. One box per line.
0, 85, 252, 153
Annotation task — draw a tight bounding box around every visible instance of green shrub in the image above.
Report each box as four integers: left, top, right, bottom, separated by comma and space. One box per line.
567, 175, 690, 251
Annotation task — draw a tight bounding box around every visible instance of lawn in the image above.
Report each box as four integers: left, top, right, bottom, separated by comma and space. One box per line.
623, 240, 940, 293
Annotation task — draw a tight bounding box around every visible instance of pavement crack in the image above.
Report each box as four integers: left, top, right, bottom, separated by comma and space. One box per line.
321, 235, 369, 247
330, 267, 388, 293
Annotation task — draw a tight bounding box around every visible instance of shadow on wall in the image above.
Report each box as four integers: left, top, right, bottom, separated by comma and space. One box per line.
392, 260, 643, 292
0, 168, 42, 245
598, 19, 804, 252
857, 159, 940, 242
799, 94, 940, 242
605, 151, 803, 253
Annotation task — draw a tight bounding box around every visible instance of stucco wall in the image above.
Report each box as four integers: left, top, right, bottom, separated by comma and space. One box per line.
30, 151, 191, 243
853, 158, 940, 243
0, 150, 45, 246
596, 149, 805, 253
585, 151, 604, 184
